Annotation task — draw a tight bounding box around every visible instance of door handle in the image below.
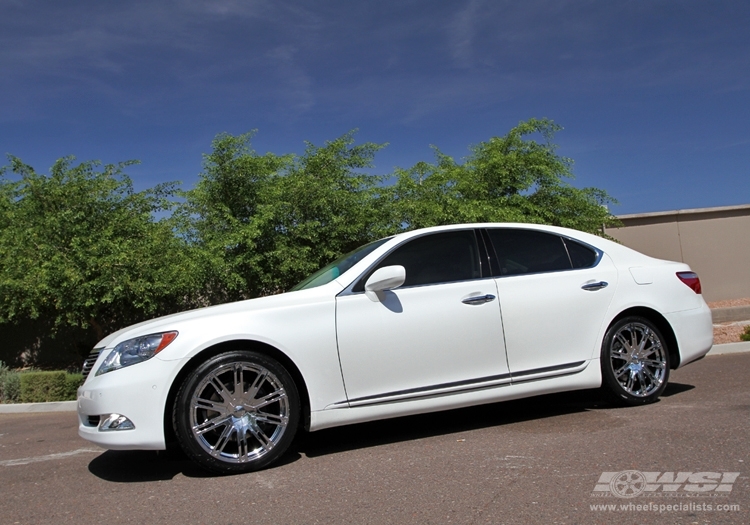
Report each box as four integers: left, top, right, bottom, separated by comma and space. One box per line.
462, 294, 496, 305
581, 281, 608, 291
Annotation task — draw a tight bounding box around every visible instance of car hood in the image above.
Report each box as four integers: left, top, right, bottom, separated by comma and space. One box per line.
94, 282, 341, 349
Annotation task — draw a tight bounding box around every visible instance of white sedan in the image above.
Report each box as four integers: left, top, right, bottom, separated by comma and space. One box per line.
78, 223, 713, 473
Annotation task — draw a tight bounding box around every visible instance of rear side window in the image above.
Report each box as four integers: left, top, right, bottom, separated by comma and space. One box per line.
563, 238, 598, 269
486, 229, 572, 276
354, 230, 481, 291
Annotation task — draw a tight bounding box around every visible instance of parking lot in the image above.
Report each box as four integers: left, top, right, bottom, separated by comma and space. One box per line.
1, 353, 748, 524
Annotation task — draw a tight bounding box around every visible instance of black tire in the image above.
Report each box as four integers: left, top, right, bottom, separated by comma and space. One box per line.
173, 350, 300, 474
600, 316, 670, 406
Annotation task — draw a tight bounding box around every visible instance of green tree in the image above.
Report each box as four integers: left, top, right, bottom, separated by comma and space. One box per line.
0, 156, 196, 342
389, 118, 618, 233
179, 131, 292, 303
183, 130, 390, 299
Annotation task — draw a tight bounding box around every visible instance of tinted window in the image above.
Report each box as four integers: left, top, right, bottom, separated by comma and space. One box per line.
291, 238, 391, 291
355, 230, 481, 290
563, 238, 598, 269
486, 229, 572, 276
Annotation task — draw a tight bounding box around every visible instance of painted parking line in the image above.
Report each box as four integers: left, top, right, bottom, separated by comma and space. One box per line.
0, 448, 100, 467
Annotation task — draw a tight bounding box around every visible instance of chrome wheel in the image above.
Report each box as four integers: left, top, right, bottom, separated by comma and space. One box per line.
609, 321, 667, 397
190, 362, 289, 463
175, 351, 299, 473
601, 316, 670, 405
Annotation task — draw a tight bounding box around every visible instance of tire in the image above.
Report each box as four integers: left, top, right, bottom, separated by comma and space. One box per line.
600, 316, 670, 406
173, 350, 300, 474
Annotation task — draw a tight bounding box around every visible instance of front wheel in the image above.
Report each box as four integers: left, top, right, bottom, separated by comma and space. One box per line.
601, 317, 670, 406
173, 350, 300, 474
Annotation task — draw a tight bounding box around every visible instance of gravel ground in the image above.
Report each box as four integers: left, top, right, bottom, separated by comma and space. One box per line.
714, 321, 750, 344
707, 297, 750, 308
708, 297, 750, 344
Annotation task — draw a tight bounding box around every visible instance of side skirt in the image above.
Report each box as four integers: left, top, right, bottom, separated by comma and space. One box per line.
309, 359, 601, 432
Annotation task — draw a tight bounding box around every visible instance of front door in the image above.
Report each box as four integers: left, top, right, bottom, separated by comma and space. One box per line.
335, 230, 510, 405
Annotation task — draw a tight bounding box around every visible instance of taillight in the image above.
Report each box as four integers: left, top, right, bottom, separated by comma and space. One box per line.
677, 272, 701, 294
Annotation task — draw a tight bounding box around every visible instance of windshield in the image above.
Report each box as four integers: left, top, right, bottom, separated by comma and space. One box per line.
290, 238, 391, 291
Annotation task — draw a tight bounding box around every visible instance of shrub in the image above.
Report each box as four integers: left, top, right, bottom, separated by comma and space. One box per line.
18, 371, 83, 403
741, 326, 750, 342
20, 371, 67, 403
63, 373, 84, 400
0, 361, 21, 403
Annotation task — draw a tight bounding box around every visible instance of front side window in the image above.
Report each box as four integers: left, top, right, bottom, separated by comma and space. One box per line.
486, 229, 572, 276
291, 238, 391, 291
354, 230, 482, 291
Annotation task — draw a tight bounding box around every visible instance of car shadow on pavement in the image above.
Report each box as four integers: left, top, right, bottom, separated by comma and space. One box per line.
660, 381, 695, 397
87, 446, 303, 482
295, 383, 695, 459
87, 382, 695, 481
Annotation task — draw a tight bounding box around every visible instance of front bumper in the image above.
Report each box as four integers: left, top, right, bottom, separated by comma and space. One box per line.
77, 356, 180, 450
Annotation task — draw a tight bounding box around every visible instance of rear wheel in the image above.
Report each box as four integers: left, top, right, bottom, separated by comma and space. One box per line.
173, 350, 300, 474
601, 317, 670, 406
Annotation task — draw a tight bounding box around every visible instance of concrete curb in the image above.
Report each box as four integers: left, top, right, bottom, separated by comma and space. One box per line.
711, 306, 750, 323
706, 341, 750, 355
0, 400, 77, 414
2, 343, 749, 414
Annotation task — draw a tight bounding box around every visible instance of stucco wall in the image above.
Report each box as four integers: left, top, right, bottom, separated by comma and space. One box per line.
604, 205, 750, 303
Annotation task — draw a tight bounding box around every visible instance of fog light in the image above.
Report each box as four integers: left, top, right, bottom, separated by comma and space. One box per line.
98, 414, 135, 431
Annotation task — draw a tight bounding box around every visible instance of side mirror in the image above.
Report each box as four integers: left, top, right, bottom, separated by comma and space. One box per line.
364, 265, 406, 301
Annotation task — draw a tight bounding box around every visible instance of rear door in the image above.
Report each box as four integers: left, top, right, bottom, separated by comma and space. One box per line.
485, 228, 617, 376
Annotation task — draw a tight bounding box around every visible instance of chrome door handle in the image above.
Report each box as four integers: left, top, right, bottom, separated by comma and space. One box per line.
462, 294, 496, 305
581, 281, 608, 291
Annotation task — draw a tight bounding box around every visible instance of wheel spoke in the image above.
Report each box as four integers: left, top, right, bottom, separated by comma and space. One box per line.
642, 358, 665, 369
252, 388, 286, 410
194, 413, 231, 435
614, 363, 630, 378
246, 370, 269, 401
637, 327, 651, 352
629, 327, 639, 351
195, 396, 228, 414
209, 424, 235, 458
615, 334, 631, 353
625, 372, 635, 392
237, 430, 250, 459
249, 426, 274, 452
233, 364, 244, 397
636, 370, 648, 392
255, 411, 288, 427
642, 366, 660, 384
208, 376, 233, 403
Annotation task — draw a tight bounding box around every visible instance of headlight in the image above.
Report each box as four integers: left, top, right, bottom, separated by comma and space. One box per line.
96, 331, 178, 376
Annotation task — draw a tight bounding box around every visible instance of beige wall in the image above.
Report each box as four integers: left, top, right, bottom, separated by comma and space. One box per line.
604, 205, 750, 303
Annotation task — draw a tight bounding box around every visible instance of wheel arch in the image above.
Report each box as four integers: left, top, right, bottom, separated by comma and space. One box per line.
607, 307, 681, 369
162, 339, 312, 449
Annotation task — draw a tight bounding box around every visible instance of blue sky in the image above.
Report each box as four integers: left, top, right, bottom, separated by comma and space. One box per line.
1, 0, 748, 215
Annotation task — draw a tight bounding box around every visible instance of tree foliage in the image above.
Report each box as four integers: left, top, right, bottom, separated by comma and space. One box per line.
0, 156, 196, 341
183, 130, 391, 301
390, 118, 617, 232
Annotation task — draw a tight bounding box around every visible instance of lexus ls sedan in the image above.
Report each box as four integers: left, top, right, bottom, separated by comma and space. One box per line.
78, 223, 713, 473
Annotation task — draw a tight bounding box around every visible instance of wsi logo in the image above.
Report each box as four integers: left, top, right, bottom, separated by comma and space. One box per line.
592, 471, 741, 498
